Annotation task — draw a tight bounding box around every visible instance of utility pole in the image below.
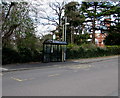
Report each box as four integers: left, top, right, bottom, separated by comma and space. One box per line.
62, 16, 69, 41
62, 23, 64, 41
62, 16, 69, 62
64, 17, 67, 42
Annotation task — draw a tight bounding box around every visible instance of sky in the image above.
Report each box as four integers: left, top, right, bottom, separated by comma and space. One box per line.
29, 0, 119, 36
27, 0, 83, 36
32, 0, 83, 35
1, 0, 83, 36
1, 0, 119, 36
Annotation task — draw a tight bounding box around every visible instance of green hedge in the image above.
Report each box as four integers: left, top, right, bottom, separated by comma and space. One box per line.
2, 47, 42, 65
106, 45, 120, 55
2, 44, 120, 65
2, 47, 21, 65
66, 44, 120, 59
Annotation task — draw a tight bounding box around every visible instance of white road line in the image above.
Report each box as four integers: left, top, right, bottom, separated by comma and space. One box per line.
0, 67, 8, 71
11, 77, 35, 82
11, 77, 23, 82
48, 74, 60, 77
0, 73, 3, 76
68, 65, 92, 69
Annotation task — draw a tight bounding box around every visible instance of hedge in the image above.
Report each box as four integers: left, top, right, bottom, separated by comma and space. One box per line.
2, 47, 21, 65
2, 44, 120, 65
2, 47, 42, 65
66, 44, 120, 59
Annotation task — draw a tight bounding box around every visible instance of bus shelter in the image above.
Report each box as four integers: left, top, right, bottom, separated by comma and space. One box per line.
43, 40, 67, 62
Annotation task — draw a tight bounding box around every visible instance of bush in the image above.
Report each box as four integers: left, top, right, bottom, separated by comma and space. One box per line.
18, 47, 33, 63
106, 45, 120, 55
32, 50, 42, 62
2, 44, 120, 65
2, 47, 43, 65
66, 44, 120, 59
2, 47, 21, 65
67, 44, 79, 50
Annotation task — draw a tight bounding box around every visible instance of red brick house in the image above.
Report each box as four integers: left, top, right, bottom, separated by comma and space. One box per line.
95, 33, 107, 47
93, 17, 111, 47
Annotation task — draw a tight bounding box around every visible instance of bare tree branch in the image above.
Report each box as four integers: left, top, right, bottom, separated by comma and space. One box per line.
5, 2, 16, 19
38, 1, 66, 33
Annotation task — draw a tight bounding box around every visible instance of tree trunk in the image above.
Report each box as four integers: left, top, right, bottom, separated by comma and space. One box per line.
92, 4, 97, 44
92, 18, 95, 44
70, 26, 74, 44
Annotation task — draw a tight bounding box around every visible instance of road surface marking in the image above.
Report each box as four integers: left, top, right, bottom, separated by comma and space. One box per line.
22, 78, 35, 81
11, 77, 23, 82
11, 77, 35, 82
28, 78, 35, 80
68, 65, 92, 69
58, 66, 66, 68
48, 74, 60, 77
0, 67, 8, 71
0, 73, 3, 76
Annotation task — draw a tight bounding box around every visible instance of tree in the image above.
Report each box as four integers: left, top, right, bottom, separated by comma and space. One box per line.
104, 2, 120, 45
80, 2, 115, 44
2, 1, 44, 64
64, 1, 85, 44
2, 2, 37, 49
74, 33, 90, 45
39, 1, 66, 40
2, 2, 20, 47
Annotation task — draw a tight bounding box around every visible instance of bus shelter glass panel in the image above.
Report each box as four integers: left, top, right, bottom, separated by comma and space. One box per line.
43, 44, 50, 62
50, 45, 62, 62
43, 40, 67, 62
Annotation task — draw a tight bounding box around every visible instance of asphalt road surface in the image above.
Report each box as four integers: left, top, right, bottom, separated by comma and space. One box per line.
2, 57, 118, 96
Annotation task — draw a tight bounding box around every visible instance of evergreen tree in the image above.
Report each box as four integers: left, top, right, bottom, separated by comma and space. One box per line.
64, 1, 85, 44
104, 2, 120, 45
80, 2, 115, 44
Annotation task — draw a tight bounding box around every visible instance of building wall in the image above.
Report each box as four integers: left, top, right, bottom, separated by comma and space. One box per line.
95, 17, 111, 47
95, 33, 107, 47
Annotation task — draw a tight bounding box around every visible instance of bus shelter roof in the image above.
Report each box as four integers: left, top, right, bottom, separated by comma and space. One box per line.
43, 40, 67, 45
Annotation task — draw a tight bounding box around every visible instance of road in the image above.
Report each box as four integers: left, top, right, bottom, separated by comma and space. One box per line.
2, 57, 118, 96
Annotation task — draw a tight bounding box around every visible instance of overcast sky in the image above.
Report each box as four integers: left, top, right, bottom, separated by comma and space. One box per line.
27, 0, 83, 36
1, 0, 83, 36
1, 0, 119, 36
29, 0, 118, 36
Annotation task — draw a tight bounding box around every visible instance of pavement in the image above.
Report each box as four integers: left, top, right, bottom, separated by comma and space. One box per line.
1, 55, 119, 72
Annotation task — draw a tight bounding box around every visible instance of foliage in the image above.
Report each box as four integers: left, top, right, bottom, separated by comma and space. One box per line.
67, 43, 80, 50
80, 43, 97, 49
104, 3, 120, 45
104, 31, 120, 45
2, 2, 33, 47
2, 2, 40, 50
80, 2, 115, 44
40, 34, 53, 42
66, 44, 120, 59
2, 47, 42, 65
2, 1, 120, 65
2, 2, 43, 65
106, 45, 120, 55
64, 1, 85, 44
2, 47, 21, 65
74, 33, 90, 45
65, 1, 84, 27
